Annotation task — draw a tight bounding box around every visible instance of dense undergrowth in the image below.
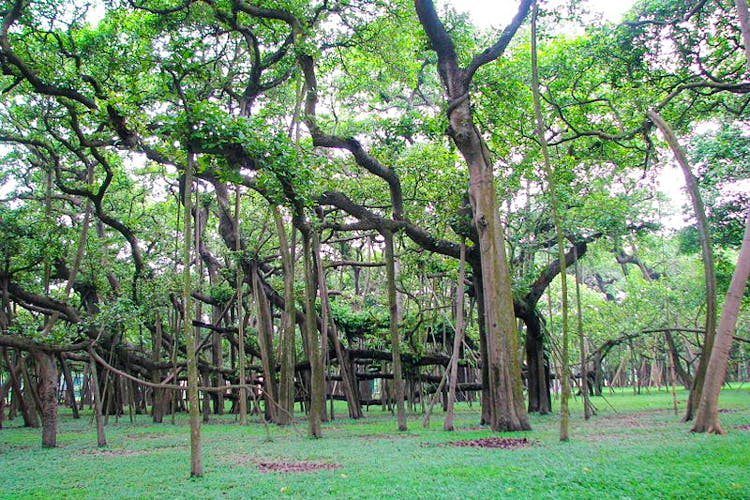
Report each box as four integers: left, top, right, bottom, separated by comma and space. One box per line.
1, 388, 748, 499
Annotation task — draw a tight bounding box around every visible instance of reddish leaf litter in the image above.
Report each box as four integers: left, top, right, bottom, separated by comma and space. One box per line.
447, 437, 530, 449
735, 424, 750, 430
257, 461, 342, 473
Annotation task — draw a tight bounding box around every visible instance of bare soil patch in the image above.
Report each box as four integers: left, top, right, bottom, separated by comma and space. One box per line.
125, 432, 167, 439
734, 424, 750, 430
79, 448, 141, 457
447, 437, 530, 449
257, 461, 342, 473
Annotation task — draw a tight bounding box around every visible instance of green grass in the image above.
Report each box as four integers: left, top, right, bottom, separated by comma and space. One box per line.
1, 387, 748, 499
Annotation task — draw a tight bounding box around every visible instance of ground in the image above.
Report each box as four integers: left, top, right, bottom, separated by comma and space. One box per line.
0, 388, 748, 499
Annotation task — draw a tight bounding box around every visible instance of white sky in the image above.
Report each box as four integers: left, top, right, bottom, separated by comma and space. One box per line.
448, 0, 636, 27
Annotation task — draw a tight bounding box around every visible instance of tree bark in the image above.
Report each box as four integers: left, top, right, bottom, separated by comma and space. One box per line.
313, 229, 362, 419
692, 209, 750, 433
32, 350, 58, 447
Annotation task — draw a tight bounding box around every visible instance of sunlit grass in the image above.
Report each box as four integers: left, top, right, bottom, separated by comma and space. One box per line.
1, 387, 748, 499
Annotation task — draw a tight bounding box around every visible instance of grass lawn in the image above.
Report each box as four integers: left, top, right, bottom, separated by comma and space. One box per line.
1, 387, 748, 499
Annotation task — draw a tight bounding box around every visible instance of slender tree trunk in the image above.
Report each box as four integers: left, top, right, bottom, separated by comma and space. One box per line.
472, 270, 492, 426
692, 209, 750, 433
152, 310, 165, 423
88, 350, 107, 447
531, 5, 570, 440
183, 151, 202, 477
302, 231, 324, 438
251, 267, 278, 423
273, 206, 296, 425
664, 331, 692, 389
574, 251, 594, 419
647, 110, 717, 421
444, 240, 466, 431
235, 190, 248, 426
3, 348, 37, 428
384, 229, 407, 431
58, 354, 80, 419
313, 230, 362, 419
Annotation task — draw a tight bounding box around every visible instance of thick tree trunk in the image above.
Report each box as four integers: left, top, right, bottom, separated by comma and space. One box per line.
415, 0, 532, 431
32, 350, 58, 448
692, 209, 750, 433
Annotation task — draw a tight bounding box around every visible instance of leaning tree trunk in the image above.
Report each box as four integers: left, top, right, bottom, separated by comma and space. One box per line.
689, 0, 750, 434
692, 209, 750, 433
647, 110, 717, 421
